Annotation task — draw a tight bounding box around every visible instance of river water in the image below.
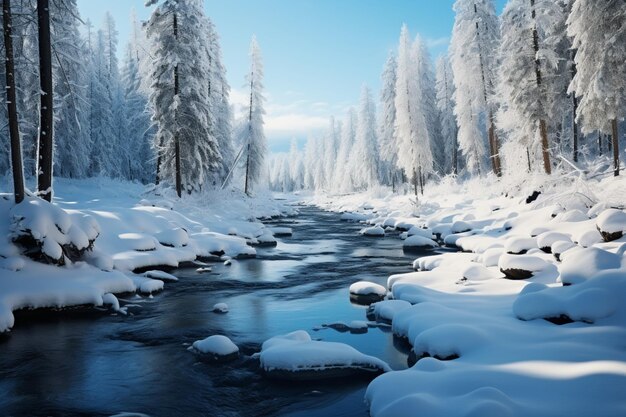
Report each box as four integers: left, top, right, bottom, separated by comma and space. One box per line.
0, 205, 431, 417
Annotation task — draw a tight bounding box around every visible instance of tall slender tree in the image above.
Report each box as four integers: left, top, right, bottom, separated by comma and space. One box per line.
378, 52, 399, 188
436, 55, 459, 175
352, 85, 380, 190
238, 36, 266, 195
2, 0, 25, 203
37, 0, 53, 201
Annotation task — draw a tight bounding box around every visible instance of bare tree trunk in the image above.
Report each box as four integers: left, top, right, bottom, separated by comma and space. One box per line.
598, 132, 602, 154
37, 0, 53, 201
418, 166, 424, 195
531, 0, 551, 174
527, 147, 532, 172
612, 119, 620, 176
244, 141, 251, 195
155, 137, 163, 185
453, 130, 459, 175
570, 49, 579, 163
412, 168, 418, 198
3, 0, 24, 203
173, 13, 182, 197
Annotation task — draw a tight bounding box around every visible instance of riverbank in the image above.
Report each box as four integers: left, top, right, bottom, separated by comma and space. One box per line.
0, 177, 295, 333
305, 172, 626, 417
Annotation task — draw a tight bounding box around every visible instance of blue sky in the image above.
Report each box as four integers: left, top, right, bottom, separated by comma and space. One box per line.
77, 0, 506, 152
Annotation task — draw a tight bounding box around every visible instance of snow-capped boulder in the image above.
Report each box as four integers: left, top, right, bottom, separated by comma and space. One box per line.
498, 254, 551, 280
481, 247, 503, 267
155, 227, 189, 248
553, 209, 588, 223
559, 247, 622, 286
189, 335, 239, 362
143, 270, 179, 282
117, 233, 158, 251
596, 209, 626, 242
253, 230, 277, 247
259, 331, 391, 380
361, 225, 385, 237
504, 237, 537, 254
536, 232, 571, 253
451, 221, 472, 234
212, 303, 229, 313
349, 281, 387, 304
341, 212, 368, 222
575, 228, 603, 248
551, 240, 576, 261
462, 264, 503, 281
403, 235, 438, 250
407, 226, 434, 239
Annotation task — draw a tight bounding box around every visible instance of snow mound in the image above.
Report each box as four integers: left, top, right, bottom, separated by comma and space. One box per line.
403, 235, 438, 249
451, 221, 472, 233
117, 233, 158, 251
559, 247, 622, 285
350, 281, 387, 304
190, 335, 239, 361
341, 212, 369, 222
504, 237, 537, 254
498, 254, 551, 280
212, 302, 229, 313
367, 300, 412, 323
480, 248, 503, 267
575, 228, 603, 248
260, 331, 391, 380
155, 227, 189, 247
413, 323, 489, 360
462, 264, 503, 281
596, 209, 626, 242
407, 226, 434, 239
553, 209, 588, 222
361, 226, 385, 237
142, 270, 179, 282
513, 273, 625, 323
536, 232, 571, 252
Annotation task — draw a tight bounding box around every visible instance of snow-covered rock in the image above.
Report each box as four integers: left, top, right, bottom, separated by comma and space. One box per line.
259, 331, 391, 380
270, 227, 293, 237
504, 237, 537, 254
403, 235, 438, 250
349, 281, 387, 304
341, 212, 369, 222
212, 303, 229, 313
361, 225, 385, 237
498, 254, 551, 280
367, 300, 412, 323
451, 220, 472, 233
142, 270, 179, 282
596, 209, 626, 242
190, 335, 239, 361
407, 226, 434, 239
536, 232, 571, 253
559, 247, 622, 286
462, 264, 503, 281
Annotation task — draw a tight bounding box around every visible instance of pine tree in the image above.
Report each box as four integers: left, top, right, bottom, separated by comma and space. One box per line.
436, 55, 459, 175
146, 0, 221, 195
378, 52, 399, 188
450, 0, 501, 175
50, 0, 90, 179
568, 0, 625, 176
334, 108, 357, 193
353, 85, 380, 190
237, 36, 266, 195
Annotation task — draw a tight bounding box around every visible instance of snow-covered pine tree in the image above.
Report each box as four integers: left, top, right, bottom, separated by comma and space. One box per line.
121, 41, 153, 183
323, 117, 339, 191
395, 26, 433, 196
206, 17, 234, 186
146, 0, 221, 195
352, 85, 380, 190
237, 35, 266, 195
88, 29, 115, 177
497, 0, 569, 175
450, 0, 501, 176
436, 55, 459, 175
378, 51, 399, 189
333, 107, 357, 193
568, 0, 625, 176
50, 0, 90, 180
415, 36, 440, 178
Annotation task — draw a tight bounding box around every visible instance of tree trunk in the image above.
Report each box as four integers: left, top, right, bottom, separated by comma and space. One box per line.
418, 166, 424, 195
531, 0, 551, 174
612, 119, 620, 177
570, 49, 579, 163
244, 142, 251, 195
37, 0, 53, 202
527, 147, 532, 172
2, 0, 25, 203
173, 13, 182, 197
412, 168, 418, 198
598, 132, 602, 154
453, 130, 459, 175
155, 136, 163, 185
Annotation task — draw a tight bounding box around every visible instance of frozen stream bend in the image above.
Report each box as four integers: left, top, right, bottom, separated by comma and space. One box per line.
0, 205, 443, 417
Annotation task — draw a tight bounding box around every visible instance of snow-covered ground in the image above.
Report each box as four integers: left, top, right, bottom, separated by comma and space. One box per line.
0, 178, 294, 332
306, 172, 626, 417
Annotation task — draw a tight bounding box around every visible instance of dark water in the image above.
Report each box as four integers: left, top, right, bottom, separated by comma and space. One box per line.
0, 205, 427, 417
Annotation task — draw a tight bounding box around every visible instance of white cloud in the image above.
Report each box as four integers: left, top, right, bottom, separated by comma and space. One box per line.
265, 114, 328, 137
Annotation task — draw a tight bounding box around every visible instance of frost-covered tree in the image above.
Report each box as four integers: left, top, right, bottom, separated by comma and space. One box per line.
497, 0, 568, 175
378, 51, 399, 188
334, 107, 357, 193
237, 36, 266, 195
206, 17, 233, 186
568, 0, 625, 176
121, 43, 153, 183
450, 0, 501, 175
395, 26, 433, 196
146, 0, 221, 196
436, 55, 459, 175
352, 85, 380, 190
47, 0, 89, 181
